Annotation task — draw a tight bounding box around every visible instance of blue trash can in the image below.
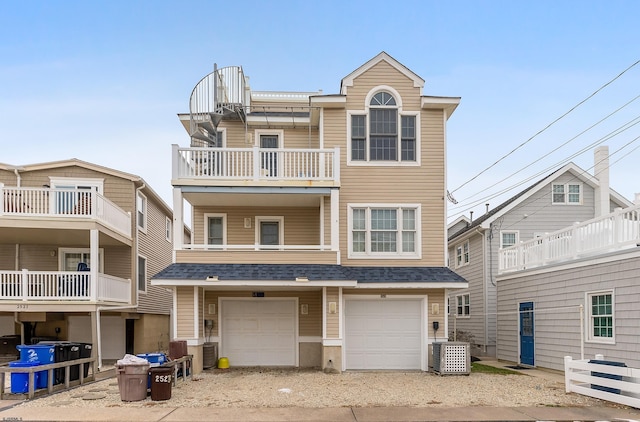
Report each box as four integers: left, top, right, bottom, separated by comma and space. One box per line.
17, 344, 55, 364
9, 361, 41, 393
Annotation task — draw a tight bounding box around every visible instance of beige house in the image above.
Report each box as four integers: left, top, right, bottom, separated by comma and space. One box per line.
153, 52, 467, 373
0, 159, 174, 369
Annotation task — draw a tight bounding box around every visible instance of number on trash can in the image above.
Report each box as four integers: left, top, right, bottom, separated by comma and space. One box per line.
155, 374, 171, 383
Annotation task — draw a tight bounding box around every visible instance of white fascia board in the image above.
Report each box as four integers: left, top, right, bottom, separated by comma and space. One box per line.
355, 282, 468, 289
421, 96, 461, 118
151, 279, 357, 288
246, 115, 310, 125
309, 96, 346, 108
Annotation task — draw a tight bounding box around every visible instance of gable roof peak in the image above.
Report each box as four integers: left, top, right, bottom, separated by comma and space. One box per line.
340, 52, 425, 94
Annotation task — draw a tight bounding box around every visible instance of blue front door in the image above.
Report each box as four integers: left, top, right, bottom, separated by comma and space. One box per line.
519, 302, 534, 366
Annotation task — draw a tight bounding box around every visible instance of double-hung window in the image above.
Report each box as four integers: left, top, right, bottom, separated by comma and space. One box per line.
456, 241, 469, 267
349, 205, 419, 258
456, 294, 470, 317
205, 213, 226, 247
587, 291, 614, 343
137, 192, 147, 231
552, 183, 581, 204
500, 231, 519, 249
350, 91, 417, 163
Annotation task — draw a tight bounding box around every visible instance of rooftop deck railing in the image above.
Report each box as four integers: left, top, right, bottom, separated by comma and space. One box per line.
499, 203, 640, 273
0, 185, 131, 238
172, 145, 340, 183
0, 270, 131, 303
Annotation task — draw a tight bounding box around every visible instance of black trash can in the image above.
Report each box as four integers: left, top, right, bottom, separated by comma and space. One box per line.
149, 365, 173, 401
78, 343, 92, 378
589, 359, 626, 394
67, 343, 81, 381
38, 341, 68, 385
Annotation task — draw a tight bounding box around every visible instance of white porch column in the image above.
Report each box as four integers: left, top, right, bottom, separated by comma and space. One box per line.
330, 189, 339, 261
90, 229, 99, 301
92, 310, 101, 370
172, 187, 184, 260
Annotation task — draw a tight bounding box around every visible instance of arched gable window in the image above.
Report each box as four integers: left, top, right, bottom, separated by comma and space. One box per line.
351, 91, 416, 162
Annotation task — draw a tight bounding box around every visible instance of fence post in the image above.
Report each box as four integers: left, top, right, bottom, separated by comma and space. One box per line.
564, 356, 572, 393
22, 268, 29, 301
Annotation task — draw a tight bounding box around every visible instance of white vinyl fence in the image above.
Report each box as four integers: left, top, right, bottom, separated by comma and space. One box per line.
565, 355, 640, 408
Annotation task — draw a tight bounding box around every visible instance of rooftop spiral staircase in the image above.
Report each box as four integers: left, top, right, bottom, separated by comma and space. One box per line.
189, 65, 249, 147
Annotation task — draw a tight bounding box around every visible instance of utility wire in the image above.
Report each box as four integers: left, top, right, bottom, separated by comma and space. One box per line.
454, 94, 640, 205
450, 59, 640, 195
448, 115, 640, 217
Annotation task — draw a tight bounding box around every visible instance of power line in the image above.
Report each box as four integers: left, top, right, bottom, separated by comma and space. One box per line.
448, 115, 640, 219
453, 94, 640, 206
450, 59, 640, 195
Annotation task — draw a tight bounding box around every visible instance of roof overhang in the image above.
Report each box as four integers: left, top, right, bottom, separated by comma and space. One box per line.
421, 96, 461, 119
151, 279, 357, 288
354, 282, 468, 289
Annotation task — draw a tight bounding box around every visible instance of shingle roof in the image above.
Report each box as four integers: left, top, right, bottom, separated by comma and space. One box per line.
152, 263, 466, 284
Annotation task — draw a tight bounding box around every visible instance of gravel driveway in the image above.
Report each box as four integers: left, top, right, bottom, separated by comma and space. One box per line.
12, 367, 608, 409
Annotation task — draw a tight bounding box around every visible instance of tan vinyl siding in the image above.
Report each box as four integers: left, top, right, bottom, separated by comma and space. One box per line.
193, 206, 320, 246
176, 286, 195, 338
137, 194, 173, 314
325, 287, 339, 338
0, 245, 16, 270
175, 249, 338, 264
202, 289, 322, 337
322, 62, 446, 267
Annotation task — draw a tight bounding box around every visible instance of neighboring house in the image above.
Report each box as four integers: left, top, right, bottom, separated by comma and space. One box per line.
152, 52, 467, 373
496, 196, 640, 371
446, 146, 632, 358
0, 159, 175, 369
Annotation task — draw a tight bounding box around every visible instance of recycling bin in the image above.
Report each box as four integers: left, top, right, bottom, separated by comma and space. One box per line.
9, 361, 42, 393
150, 365, 173, 401
115, 362, 150, 402
78, 343, 93, 378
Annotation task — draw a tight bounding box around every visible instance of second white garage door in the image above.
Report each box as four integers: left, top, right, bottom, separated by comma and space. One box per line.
345, 298, 423, 370
221, 299, 296, 366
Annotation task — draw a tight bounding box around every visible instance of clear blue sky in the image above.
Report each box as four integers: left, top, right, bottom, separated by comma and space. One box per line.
1, 1, 639, 221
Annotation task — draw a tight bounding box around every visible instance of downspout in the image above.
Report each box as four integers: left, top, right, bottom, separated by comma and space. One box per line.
135, 181, 146, 310
14, 168, 21, 187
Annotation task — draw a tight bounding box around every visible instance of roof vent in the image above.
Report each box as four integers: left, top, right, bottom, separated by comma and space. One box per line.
206, 275, 219, 282
295, 276, 309, 282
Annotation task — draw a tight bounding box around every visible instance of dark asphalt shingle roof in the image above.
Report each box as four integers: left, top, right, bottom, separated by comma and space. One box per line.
152, 263, 466, 284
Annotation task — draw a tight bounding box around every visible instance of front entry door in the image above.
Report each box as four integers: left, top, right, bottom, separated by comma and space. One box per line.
519, 301, 534, 366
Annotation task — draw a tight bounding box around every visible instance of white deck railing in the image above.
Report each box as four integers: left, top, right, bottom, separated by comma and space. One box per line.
565, 355, 640, 408
0, 270, 131, 303
499, 203, 640, 273
0, 186, 131, 238
172, 145, 340, 182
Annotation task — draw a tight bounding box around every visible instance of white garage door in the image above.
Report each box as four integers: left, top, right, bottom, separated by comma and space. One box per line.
221, 300, 296, 366
345, 299, 423, 370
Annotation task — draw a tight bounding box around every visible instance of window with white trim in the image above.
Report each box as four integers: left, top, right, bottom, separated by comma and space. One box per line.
587, 291, 614, 342
59, 248, 103, 272
552, 183, 582, 204
349, 205, 420, 258
49, 177, 102, 215
205, 213, 226, 246
137, 192, 147, 231
500, 231, 519, 249
456, 241, 469, 267
255, 216, 284, 249
137, 255, 147, 292
456, 294, 470, 316
349, 90, 418, 163
165, 216, 172, 242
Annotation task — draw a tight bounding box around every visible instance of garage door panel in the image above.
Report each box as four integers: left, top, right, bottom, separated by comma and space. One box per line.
345, 299, 423, 370
222, 300, 296, 366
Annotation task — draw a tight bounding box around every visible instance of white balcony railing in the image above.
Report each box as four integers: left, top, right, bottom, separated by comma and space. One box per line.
183, 244, 335, 251
0, 185, 131, 238
499, 203, 640, 273
0, 270, 131, 303
172, 145, 340, 182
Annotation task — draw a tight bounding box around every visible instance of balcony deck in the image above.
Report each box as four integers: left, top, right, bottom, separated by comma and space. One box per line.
0, 270, 131, 306
499, 203, 640, 273
0, 186, 132, 238
172, 145, 340, 186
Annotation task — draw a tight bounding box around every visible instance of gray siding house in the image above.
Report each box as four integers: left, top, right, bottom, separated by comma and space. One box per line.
496, 198, 640, 371
447, 147, 631, 358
